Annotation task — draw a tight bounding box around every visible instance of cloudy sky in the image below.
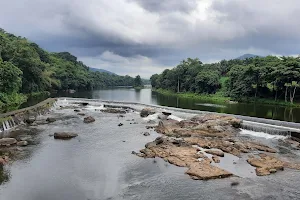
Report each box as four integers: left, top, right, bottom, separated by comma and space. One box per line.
0, 0, 299, 78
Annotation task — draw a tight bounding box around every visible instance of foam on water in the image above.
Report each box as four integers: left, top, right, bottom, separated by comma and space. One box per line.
240, 129, 287, 140
167, 115, 184, 122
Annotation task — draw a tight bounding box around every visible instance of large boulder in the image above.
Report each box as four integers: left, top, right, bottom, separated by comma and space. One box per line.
54, 132, 78, 139
140, 108, 156, 118
84, 116, 95, 123
0, 138, 17, 146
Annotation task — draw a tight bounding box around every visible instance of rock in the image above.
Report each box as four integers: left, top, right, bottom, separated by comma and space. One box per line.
155, 137, 164, 145
118, 123, 123, 127
158, 114, 168, 120
212, 155, 220, 163
166, 156, 186, 167
117, 115, 125, 118
231, 181, 240, 187
77, 113, 85, 116
18, 135, 33, 142
81, 102, 89, 106
54, 132, 78, 139
0, 138, 17, 146
162, 111, 172, 116
143, 132, 150, 136
84, 116, 95, 123
140, 108, 156, 117
145, 141, 156, 148
255, 168, 270, 176
74, 109, 81, 112
17, 141, 28, 146
102, 109, 126, 114
205, 149, 225, 157
247, 154, 284, 176
0, 157, 8, 166
186, 162, 232, 180
46, 117, 56, 123
131, 151, 145, 157
25, 116, 36, 124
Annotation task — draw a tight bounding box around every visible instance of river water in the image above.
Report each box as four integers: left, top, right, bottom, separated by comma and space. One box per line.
46, 88, 300, 123
1, 99, 300, 200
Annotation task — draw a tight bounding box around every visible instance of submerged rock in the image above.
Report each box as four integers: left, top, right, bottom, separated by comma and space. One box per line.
140, 108, 156, 118
46, 117, 56, 123
102, 109, 126, 114
84, 116, 95, 123
143, 132, 150, 136
77, 113, 85, 116
54, 132, 78, 139
74, 109, 81, 112
0, 138, 17, 146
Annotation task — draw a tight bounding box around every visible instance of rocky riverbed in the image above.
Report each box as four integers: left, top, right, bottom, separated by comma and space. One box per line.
0, 99, 300, 200
134, 112, 300, 179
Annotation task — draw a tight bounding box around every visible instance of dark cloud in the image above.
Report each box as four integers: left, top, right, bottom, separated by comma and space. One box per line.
131, 0, 198, 13
1, 0, 300, 77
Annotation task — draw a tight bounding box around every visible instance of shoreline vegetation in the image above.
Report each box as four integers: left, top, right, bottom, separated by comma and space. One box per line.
153, 88, 300, 108
151, 57, 300, 108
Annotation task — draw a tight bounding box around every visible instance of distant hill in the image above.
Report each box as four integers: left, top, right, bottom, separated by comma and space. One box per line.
235, 54, 261, 60
89, 67, 116, 75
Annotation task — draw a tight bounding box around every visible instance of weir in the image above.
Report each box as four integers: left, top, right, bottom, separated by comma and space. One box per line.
0, 98, 57, 135
58, 97, 300, 138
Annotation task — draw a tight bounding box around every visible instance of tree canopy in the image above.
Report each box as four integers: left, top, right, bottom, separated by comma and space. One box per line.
151, 56, 300, 104
0, 28, 139, 112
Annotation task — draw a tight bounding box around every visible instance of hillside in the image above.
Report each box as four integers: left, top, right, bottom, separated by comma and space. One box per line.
89, 67, 116, 75
235, 54, 261, 60
0, 28, 135, 112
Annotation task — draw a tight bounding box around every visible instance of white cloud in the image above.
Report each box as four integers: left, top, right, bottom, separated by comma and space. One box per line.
79, 51, 172, 78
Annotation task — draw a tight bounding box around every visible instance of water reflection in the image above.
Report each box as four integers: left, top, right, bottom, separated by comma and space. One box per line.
20, 88, 300, 123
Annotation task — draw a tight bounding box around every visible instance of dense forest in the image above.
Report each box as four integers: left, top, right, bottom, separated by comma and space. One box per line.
0, 29, 138, 112
150, 56, 300, 104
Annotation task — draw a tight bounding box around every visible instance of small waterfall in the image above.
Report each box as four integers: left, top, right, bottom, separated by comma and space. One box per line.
241, 122, 292, 137
0, 117, 19, 133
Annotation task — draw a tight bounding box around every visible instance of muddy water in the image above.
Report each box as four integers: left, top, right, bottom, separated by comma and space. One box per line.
0, 100, 300, 200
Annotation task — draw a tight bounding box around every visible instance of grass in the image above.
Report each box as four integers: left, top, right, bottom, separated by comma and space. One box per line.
153, 88, 230, 103
153, 88, 300, 107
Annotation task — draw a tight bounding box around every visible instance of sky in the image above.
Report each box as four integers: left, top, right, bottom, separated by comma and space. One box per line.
0, 0, 300, 78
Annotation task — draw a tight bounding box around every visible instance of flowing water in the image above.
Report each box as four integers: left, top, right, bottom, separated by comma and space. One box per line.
1, 99, 300, 200
47, 88, 300, 123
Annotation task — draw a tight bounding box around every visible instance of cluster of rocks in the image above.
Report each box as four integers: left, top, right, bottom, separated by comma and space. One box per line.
134, 113, 300, 180
0, 137, 30, 147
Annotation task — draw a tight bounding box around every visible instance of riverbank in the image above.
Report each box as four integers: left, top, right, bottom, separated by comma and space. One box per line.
153, 88, 300, 107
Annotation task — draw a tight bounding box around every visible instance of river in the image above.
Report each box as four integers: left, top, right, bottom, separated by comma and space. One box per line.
1, 99, 300, 200
40, 88, 300, 123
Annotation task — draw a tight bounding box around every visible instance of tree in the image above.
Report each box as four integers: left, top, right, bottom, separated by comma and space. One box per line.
134, 75, 143, 87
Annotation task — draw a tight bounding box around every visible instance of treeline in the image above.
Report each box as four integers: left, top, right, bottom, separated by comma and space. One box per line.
0, 29, 137, 111
151, 56, 300, 104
